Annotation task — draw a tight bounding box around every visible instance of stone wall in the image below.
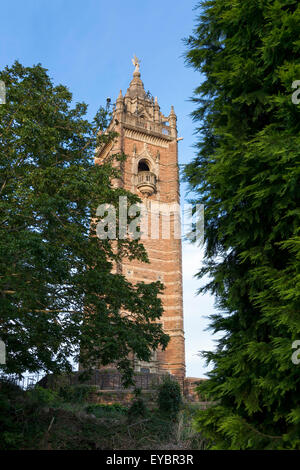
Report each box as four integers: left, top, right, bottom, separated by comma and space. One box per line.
184, 377, 208, 402
39, 371, 212, 405
90, 389, 157, 408
39, 369, 174, 391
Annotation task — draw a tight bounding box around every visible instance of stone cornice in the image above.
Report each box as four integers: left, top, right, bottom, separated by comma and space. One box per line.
124, 126, 174, 148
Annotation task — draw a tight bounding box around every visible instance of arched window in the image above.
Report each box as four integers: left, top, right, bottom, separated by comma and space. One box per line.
138, 159, 150, 172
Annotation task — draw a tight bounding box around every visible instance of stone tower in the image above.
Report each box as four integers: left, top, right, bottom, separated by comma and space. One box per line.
95, 57, 185, 380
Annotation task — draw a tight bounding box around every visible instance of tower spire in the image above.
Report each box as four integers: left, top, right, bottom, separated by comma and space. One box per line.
126, 55, 146, 99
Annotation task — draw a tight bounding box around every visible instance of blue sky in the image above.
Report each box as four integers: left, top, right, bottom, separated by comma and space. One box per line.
1, 0, 220, 377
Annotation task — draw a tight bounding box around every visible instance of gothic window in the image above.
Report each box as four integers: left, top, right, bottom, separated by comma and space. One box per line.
138, 159, 150, 172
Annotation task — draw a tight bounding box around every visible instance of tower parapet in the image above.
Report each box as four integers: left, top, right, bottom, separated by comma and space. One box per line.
111, 59, 177, 141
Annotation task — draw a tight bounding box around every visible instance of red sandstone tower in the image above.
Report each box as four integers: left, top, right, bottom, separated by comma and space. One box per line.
96, 57, 185, 380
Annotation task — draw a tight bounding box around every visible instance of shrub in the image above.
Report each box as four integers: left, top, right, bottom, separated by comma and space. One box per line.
157, 376, 182, 418
0, 379, 36, 449
0, 389, 23, 449
85, 403, 128, 417
27, 386, 61, 407
127, 394, 148, 422
58, 384, 94, 403
127, 387, 148, 421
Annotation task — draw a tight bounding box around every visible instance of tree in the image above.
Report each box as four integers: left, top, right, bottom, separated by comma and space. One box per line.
157, 376, 182, 419
184, 1, 300, 449
0, 61, 169, 385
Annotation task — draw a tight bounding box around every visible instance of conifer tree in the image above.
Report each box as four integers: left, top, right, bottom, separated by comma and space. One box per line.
185, 0, 300, 449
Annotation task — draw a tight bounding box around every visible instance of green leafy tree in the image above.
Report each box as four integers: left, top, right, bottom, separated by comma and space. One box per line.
0, 61, 169, 385
184, 1, 300, 449
157, 376, 182, 419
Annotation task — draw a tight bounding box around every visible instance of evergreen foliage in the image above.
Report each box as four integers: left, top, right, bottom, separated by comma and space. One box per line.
157, 376, 182, 419
184, 0, 300, 449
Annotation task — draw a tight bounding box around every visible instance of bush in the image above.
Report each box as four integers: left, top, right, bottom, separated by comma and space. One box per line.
127, 398, 148, 421
0, 378, 23, 396
127, 391, 148, 422
0, 379, 38, 449
27, 386, 61, 407
0, 389, 23, 449
86, 403, 128, 417
157, 376, 182, 418
58, 384, 94, 403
